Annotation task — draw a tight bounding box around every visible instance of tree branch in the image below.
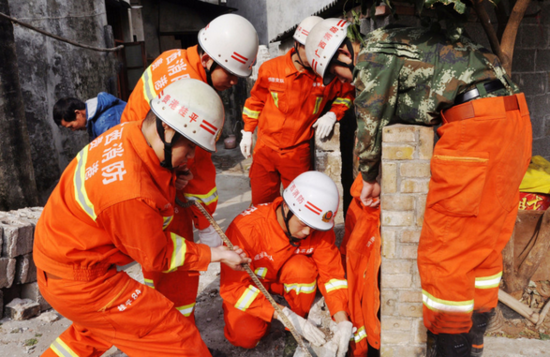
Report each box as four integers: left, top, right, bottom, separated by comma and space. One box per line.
501, 0, 532, 74
472, 0, 507, 68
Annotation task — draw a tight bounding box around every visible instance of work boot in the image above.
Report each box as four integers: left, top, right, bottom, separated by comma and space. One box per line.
468, 309, 495, 357
426, 330, 438, 357
437, 333, 472, 357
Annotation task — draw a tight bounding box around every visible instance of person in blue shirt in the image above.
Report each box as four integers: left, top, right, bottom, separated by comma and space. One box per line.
53, 92, 126, 140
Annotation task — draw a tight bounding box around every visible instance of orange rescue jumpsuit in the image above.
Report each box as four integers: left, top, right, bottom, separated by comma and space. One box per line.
339, 175, 381, 355
121, 46, 218, 319
243, 49, 354, 205
418, 94, 532, 334
219, 198, 349, 348
34, 122, 212, 357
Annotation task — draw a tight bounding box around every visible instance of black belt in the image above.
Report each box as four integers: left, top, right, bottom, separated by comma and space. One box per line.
455, 79, 505, 105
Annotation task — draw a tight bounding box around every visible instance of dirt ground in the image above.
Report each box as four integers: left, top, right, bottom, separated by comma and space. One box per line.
1, 144, 550, 356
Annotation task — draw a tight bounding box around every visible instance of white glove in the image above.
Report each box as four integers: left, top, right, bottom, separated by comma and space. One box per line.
329, 320, 354, 357
312, 112, 337, 139
276, 307, 326, 346
198, 225, 223, 248
240, 130, 253, 158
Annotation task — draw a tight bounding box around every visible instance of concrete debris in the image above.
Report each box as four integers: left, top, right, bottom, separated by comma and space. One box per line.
5, 298, 40, 321
37, 311, 60, 323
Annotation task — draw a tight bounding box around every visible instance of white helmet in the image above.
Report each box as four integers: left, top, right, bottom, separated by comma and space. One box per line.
293, 16, 323, 45
305, 18, 350, 85
150, 78, 224, 153
198, 14, 259, 78
283, 171, 339, 231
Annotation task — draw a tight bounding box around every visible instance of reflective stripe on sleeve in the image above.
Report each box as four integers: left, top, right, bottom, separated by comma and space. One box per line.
475, 272, 502, 289
142, 67, 157, 103
422, 290, 474, 313
50, 337, 79, 357
254, 267, 268, 279
324, 279, 348, 293
284, 281, 317, 295
333, 97, 352, 108
243, 107, 260, 119
164, 233, 187, 273
352, 326, 367, 343
143, 278, 155, 289
162, 215, 173, 230
176, 302, 195, 317
73, 147, 97, 221
183, 187, 218, 206
235, 285, 260, 311
270, 92, 279, 108
312, 96, 323, 115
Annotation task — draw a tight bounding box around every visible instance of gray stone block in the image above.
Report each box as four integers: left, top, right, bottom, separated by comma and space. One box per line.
512, 49, 535, 72
1, 217, 34, 258
21, 282, 51, 311
536, 50, 550, 72
516, 73, 546, 97
532, 94, 550, 121
0, 257, 16, 288
4, 298, 40, 320
519, 25, 549, 49
15, 253, 36, 285
14, 207, 43, 222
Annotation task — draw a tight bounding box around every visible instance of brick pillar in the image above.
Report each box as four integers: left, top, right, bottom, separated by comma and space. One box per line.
379, 124, 434, 356
315, 123, 344, 225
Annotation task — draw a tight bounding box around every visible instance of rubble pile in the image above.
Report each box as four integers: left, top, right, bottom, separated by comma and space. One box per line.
0, 207, 49, 320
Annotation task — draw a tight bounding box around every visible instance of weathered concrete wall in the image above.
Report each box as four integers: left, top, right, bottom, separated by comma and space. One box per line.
8, 0, 118, 204
228, 0, 336, 45
509, 1, 550, 159
226, 0, 269, 45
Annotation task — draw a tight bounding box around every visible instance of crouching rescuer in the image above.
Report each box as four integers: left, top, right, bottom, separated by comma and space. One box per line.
220, 171, 353, 356
33, 79, 250, 357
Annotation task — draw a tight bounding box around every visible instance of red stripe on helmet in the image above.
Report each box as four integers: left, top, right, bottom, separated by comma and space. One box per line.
305, 201, 322, 215
201, 119, 218, 131
231, 55, 247, 64
200, 123, 216, 135
337, 20, 346, 27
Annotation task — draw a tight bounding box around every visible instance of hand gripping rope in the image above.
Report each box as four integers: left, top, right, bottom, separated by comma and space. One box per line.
190, 200, 314, 357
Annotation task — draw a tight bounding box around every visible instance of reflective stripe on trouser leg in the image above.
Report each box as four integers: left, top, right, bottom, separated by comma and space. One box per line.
49, 337, 80, 357
278, 254, 318, 317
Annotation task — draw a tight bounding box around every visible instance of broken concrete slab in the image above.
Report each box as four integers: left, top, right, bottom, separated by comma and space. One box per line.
4, 298, 40, 320
15, 253, 37, 285
1, 218, 34, 258
0, 257, 17, 288
21, 282, 51, 311
36, 310, 60, 323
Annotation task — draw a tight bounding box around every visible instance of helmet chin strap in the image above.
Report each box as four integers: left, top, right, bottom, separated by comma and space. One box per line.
329, 38, 355, 77
156, 117, 181, 170
280, 204, 301, 247
293, 42, 311, 69
205, 60, 218, 88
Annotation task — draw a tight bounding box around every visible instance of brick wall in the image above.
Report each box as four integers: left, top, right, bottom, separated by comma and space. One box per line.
315, 123, 345, 225
379, 124, 434, 356
0, 207, 50, 319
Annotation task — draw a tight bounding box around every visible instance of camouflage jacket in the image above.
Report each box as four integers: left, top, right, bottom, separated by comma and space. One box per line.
354, 26, 519, 182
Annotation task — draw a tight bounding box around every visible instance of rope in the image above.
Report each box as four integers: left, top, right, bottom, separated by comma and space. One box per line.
0, 11, 124, 52
192, 200, 314, 357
